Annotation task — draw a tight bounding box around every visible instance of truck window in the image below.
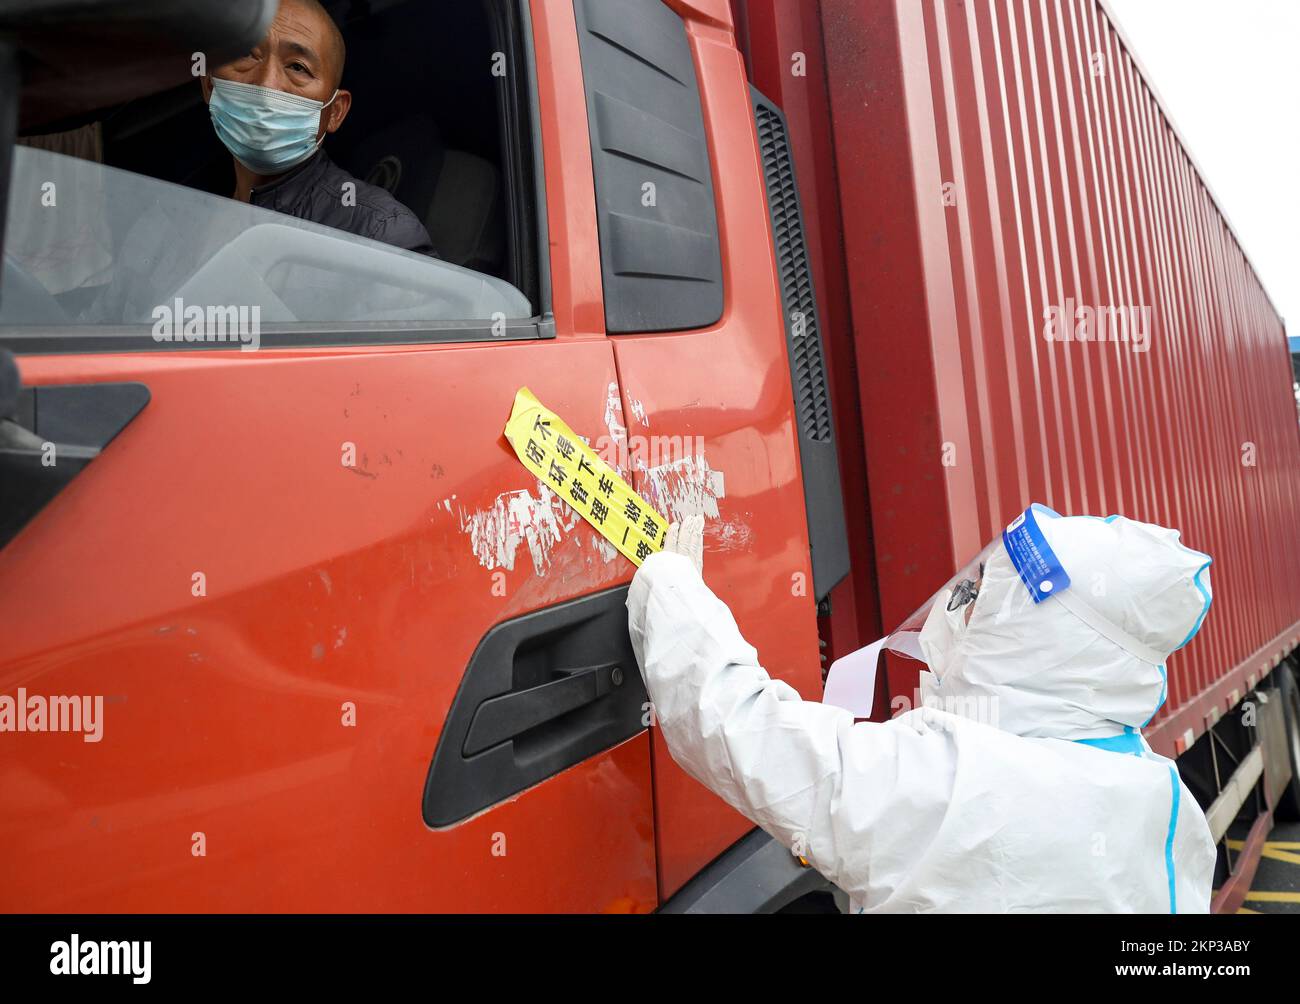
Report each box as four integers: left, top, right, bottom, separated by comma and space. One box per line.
0, 0, 543, 351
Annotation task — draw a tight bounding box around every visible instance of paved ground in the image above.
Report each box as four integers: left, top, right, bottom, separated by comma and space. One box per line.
1235, 820, 1300, 914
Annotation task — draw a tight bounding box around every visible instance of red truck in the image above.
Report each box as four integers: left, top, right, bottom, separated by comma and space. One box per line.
0, 0, 1296, 914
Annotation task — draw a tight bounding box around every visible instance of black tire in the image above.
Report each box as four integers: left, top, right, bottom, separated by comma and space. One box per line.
1276, 663, 1300, 822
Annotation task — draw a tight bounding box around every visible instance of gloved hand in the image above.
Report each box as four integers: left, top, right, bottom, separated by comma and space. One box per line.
662, 513, 705, 575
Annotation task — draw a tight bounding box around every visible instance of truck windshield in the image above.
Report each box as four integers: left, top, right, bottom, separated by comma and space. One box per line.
0, 146, 531, 338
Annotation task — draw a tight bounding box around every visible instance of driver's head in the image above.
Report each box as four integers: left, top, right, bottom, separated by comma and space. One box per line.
215, 0, 347, 96
202, 0, 353, 177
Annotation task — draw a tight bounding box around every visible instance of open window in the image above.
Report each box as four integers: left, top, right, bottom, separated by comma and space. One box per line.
0, 0, 548, 351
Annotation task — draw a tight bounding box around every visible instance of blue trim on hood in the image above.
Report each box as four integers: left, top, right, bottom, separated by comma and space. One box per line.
1142, 665, 1168, 727
1174, 559, 1213, 650
1074, 732, 1146, 756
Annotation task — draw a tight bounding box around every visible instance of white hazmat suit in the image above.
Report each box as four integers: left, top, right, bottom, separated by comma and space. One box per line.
627, 508, 1217, 912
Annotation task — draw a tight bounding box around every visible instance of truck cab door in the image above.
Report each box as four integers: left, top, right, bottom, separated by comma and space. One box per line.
0, 0, 657, 912
569, 0, 848, 900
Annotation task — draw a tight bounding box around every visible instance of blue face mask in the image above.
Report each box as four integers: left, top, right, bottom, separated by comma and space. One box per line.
208, 77, 339, 176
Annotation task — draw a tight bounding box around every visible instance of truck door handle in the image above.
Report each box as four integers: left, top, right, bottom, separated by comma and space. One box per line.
423, 587, 648, 827
462, 662, 625, 757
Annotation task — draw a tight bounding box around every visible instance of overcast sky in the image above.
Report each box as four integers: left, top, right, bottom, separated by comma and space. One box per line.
1105, 0, 1298, 336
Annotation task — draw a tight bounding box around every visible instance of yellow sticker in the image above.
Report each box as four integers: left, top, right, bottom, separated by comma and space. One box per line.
503, 387, 667, 566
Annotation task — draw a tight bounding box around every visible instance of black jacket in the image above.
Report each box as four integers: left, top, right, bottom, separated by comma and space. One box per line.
248, 150, 437, 257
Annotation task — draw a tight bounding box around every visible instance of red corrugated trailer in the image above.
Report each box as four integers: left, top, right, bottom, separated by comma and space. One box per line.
733, 0, 1300, 912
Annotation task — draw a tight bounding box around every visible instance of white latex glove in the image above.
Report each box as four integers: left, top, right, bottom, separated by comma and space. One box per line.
662, 513, 705, 575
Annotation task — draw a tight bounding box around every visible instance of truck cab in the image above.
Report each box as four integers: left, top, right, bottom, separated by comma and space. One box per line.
0, 0, 847, 911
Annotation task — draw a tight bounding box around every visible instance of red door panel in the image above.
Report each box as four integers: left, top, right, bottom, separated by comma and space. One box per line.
0, 342, 656, 912
611, 10, 823, 900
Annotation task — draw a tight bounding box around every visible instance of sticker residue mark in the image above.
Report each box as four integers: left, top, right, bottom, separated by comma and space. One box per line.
457, 484, 571, 576
713, 518, 754, 552
591, 534, 619, 564
644, 454, 726, 522
603, 381, 629, 476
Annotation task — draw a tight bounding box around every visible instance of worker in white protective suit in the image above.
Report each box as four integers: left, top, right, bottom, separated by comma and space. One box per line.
627, 505, 1218, 913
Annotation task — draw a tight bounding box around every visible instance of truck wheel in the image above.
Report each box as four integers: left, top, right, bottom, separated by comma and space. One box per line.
1276, 664, 1300, 822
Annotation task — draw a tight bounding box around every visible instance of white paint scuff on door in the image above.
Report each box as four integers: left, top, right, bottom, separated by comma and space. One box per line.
619, 382, 751, 550
643, 454, 726, 521
449, 383, 743, 577
455, 485, 568, 575
451, 482, 619, 576
603, 381, 629, 476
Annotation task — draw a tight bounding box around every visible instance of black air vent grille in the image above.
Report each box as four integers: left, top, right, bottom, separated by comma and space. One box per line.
755, 103, 833, 443
751, 86, 849, 602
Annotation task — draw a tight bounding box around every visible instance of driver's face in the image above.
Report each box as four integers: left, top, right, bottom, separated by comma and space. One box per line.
212, 0, 339, 102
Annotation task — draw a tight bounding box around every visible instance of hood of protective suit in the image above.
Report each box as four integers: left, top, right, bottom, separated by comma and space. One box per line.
918, 509, 1213, 741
